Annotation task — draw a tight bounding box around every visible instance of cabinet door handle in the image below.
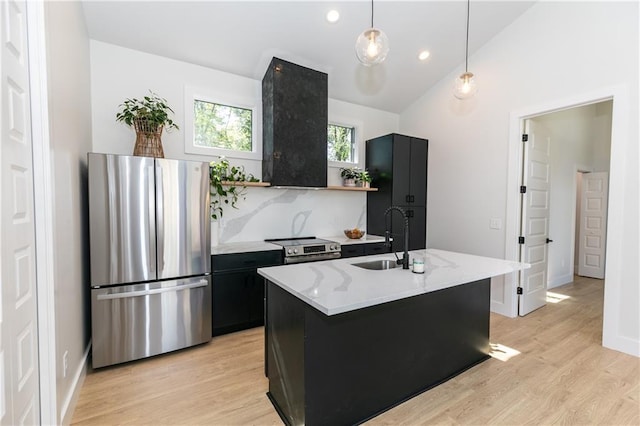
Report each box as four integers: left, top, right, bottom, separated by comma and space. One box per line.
410, 195, 415, 203
407, 209, 414, 218
405, 194, 411, 203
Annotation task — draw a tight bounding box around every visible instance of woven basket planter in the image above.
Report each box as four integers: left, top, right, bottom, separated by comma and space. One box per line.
133, 119, 164, 158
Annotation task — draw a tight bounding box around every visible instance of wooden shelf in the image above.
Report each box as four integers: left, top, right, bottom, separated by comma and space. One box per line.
221, 181, 271, 187
326, 186, 378, 192
220, 182, 376, 191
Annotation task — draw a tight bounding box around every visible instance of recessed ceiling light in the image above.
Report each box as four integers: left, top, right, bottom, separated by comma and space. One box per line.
418, 50, 431, 61
326, 10, 340, 23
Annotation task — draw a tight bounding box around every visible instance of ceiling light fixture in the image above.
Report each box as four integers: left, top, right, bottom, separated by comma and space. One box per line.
453, 0, 478, 99
418, 50, 430, 61
326, 10, 340, 23
355, 0, 389, 66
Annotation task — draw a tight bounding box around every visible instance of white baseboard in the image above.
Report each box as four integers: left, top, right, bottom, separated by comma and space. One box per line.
60, 342, 91, 425
548, 273, 573, 289
603, 334, 640, 358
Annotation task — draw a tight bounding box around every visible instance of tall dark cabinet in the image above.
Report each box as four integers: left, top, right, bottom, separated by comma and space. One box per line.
366, 134, 428, 252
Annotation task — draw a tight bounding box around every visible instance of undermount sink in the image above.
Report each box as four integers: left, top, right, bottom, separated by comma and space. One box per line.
352, 259, 399, 270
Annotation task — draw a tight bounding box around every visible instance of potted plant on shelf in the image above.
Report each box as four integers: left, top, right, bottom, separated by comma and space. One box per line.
357, 169, 372, 188
209, 157, 259, 220
115, 91, 179, 158
340, 166, 361, 187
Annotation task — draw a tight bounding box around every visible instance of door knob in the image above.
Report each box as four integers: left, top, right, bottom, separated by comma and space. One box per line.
546, 238, 553, 243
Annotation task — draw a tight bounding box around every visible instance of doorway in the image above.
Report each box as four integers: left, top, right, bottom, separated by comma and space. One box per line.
517, 101, 612, 316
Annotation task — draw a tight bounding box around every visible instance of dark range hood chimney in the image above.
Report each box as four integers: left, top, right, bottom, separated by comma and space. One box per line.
262, 57, 328, 187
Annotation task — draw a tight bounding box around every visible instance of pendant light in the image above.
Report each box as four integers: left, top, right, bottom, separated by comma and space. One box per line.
355, 0, 389, 66
453, 0, 477, 99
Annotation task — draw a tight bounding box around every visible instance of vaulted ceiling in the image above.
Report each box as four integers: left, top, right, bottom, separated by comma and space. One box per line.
81, 1, 536, 113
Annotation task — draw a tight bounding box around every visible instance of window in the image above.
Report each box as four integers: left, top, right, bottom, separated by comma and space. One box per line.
193, 100, 252, 151
184, 86, 261, 160
328, 123, 356, 163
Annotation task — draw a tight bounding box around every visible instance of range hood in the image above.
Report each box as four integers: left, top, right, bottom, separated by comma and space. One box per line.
262, 57, 328, 188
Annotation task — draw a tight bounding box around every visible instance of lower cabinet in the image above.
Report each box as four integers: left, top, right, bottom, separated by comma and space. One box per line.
211, 250, 282, 336
340, 242, 390, 259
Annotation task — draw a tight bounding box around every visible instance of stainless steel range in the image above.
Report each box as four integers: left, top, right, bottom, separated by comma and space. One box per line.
266, 237, 341, 264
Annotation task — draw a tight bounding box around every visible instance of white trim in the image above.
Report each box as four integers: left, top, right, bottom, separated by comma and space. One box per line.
59, 343, 90, 425
568, 164, 593, 281
26, 2, 57, 424
504, 115, 525, 317
327, 115, 364, 169
548, 273, 574, 289
490, 275, 517, 318
183, 85, 261, 161
506, 86, 635, 356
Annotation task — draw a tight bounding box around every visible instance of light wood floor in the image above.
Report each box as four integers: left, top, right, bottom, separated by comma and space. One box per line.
72, 276, 639, 425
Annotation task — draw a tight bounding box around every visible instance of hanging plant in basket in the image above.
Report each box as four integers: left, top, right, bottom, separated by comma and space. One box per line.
115, 91, 179, 158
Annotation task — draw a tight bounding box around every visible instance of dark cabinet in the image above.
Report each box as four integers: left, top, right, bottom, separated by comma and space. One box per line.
211, 250, 282, 336
366, 133, 428, 252
364, 242, 391, 256
340, 244, 365, 258
340, 242, 390, 258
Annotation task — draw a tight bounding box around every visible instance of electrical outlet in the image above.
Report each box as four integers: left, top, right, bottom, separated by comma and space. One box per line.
490, 218, 502, 230
63, 351, 69, 378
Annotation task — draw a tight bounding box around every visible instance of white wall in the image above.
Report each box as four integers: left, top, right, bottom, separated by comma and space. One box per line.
44, 2, 93, 423
532, 102, 612, 288
89, 40, 399, 241
399, 2, 638, 356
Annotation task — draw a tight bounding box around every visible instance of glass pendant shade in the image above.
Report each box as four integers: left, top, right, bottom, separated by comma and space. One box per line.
453, 72, 477, 99
355, 28, 389, 66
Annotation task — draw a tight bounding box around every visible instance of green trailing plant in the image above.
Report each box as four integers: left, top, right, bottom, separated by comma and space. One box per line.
209, 158, 259, 220
115, 91, 179, 131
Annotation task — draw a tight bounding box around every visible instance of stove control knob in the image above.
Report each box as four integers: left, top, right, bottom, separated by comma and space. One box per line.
287, 249, 293, 254
330, 245, 336, 250
293, 249, 298, 254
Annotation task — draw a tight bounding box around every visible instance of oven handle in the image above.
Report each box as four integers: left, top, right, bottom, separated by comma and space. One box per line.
96, 279, 209, 300
284, 252, 341, 264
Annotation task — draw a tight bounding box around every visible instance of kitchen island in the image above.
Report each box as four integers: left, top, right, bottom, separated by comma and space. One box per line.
258, 249, 528, 426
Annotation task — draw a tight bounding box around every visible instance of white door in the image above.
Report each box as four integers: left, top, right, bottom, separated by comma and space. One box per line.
578, 172, 608, 279
1, 0, 41, 424
518, 119, 552, 316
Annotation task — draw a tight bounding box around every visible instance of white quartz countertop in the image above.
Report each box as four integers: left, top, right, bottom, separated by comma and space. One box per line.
321, 234, 387, 246
211, 241, 281, 255
211, 235, 386, 255
258, 249, 530, 316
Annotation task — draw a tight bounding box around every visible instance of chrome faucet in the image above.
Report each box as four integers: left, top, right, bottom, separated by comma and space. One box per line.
384, 206, 410, 269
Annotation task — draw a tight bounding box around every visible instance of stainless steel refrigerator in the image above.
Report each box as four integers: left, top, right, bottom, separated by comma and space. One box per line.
88, 153, 211, 368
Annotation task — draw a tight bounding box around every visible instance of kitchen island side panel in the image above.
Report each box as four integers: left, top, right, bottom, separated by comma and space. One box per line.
266, 282, 306, 426
266, 278, 491, 426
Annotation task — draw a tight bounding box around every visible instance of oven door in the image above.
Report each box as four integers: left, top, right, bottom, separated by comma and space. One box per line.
284, 252, 341, 264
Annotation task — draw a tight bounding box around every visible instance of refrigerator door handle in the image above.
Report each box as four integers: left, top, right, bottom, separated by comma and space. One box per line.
96, 279, 209, 300
155, 163, 165, 274
147, 165, 157, 276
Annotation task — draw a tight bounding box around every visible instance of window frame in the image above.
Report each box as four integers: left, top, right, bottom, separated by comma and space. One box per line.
184, 85, 262, 161
327, 116, 363, 169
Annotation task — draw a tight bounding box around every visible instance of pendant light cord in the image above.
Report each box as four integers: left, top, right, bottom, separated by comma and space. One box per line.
371, 0, 374, 28
465, 0, 470, 72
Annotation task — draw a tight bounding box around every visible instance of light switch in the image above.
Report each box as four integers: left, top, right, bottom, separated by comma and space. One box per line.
490, 218, 502, 230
